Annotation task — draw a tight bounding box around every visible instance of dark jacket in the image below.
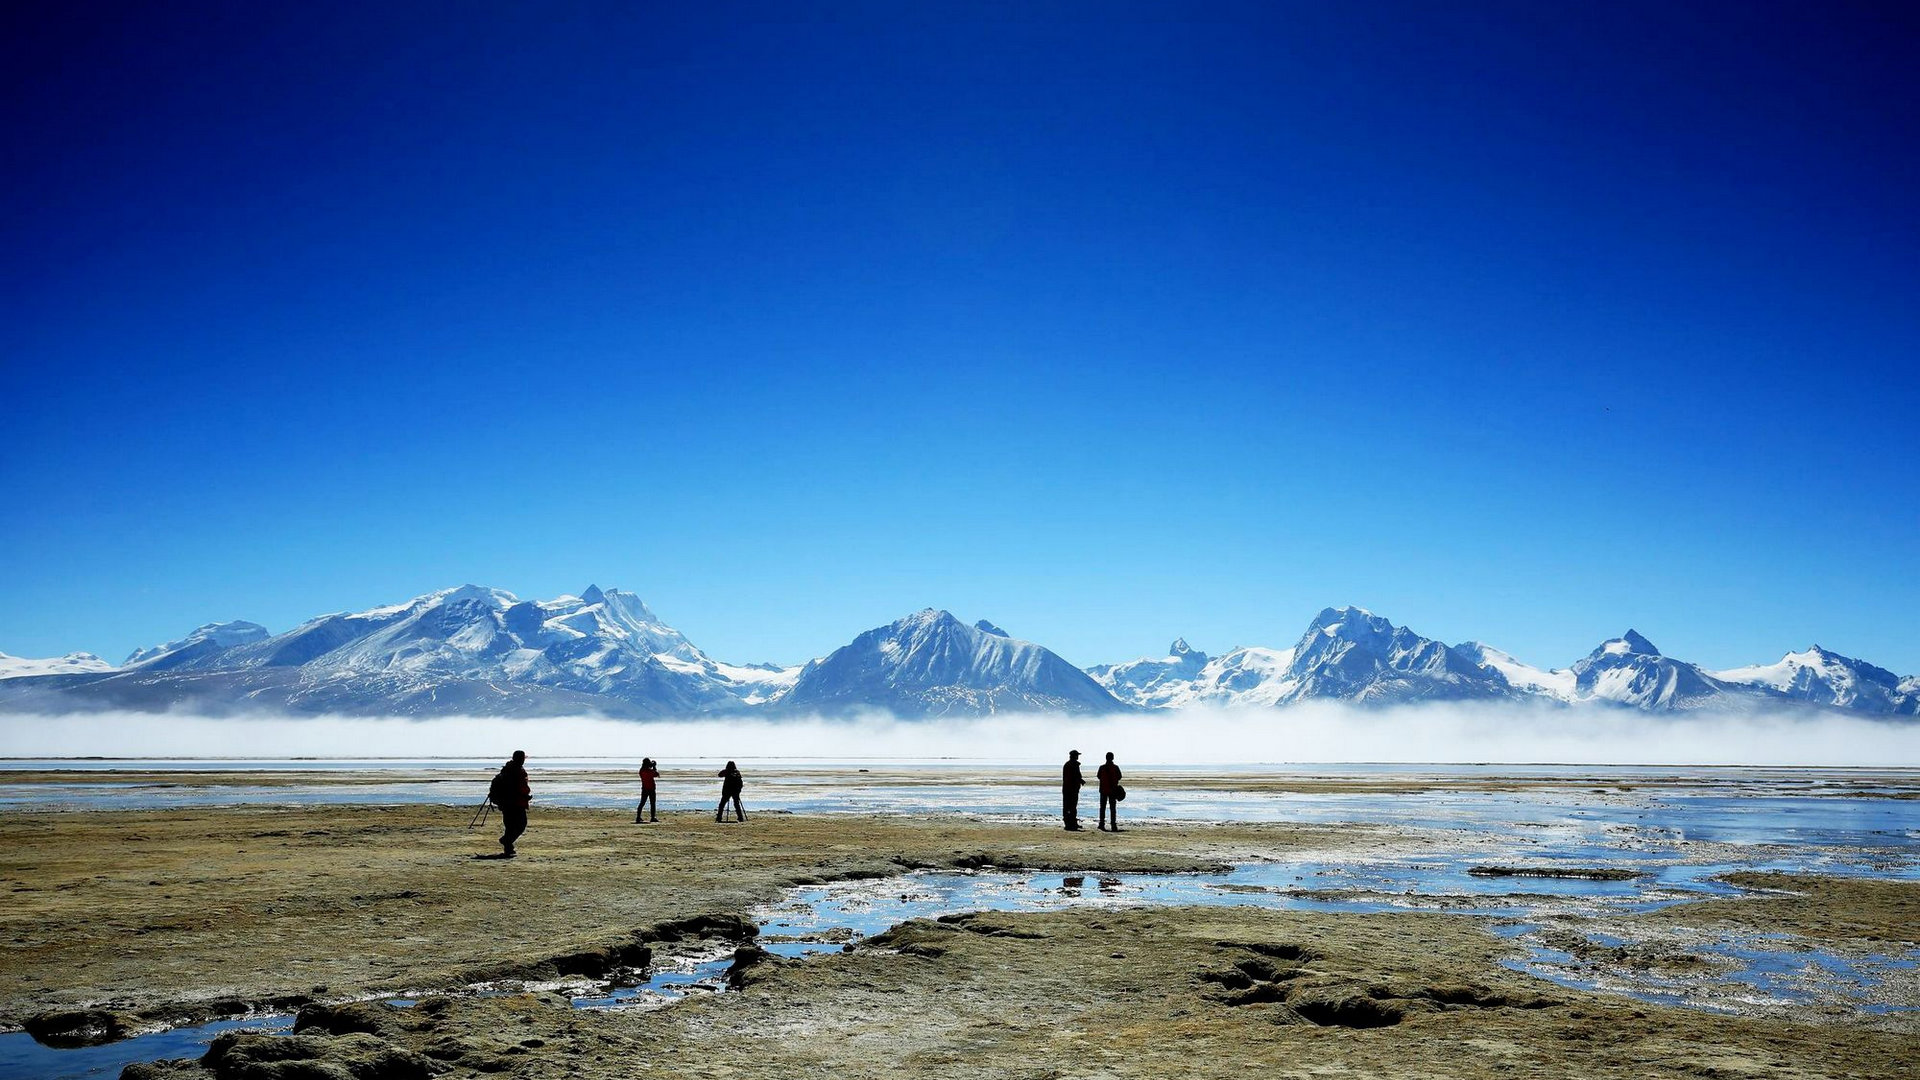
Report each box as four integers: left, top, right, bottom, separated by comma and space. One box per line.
491, 762, 531, 809
1097, 762, 1121, 794
1063, 760, 1084, 790
718, 766, 743, 796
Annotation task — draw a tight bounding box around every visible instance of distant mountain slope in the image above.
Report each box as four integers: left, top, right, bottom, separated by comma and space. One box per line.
123, 621, 270, 670
1714, 646, 1919, 715
1274, 607, 1514, 704
1090, 614, 1918, 717
1088, 639, 1212, 708
0, 586, 796, 718
1566, 631, 1728, 710
1178, 646, 1300, 707
1092, 641, 1305, 709
0, 651, 114, 680
1092, 608, 1515, 708
1455, 642, 1576, 699
776, 609, 1127, 717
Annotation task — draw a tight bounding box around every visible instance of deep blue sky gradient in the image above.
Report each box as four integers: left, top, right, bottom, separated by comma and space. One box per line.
4, 1, 1918, 673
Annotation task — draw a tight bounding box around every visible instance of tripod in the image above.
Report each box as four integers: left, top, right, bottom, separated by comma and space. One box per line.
469, 798, 493, 828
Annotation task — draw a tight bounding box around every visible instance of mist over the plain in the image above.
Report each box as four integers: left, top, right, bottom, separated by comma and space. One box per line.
3, 702, 1917, 766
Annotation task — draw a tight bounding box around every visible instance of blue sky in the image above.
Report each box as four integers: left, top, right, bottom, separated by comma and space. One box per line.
3, 2, 1917, 674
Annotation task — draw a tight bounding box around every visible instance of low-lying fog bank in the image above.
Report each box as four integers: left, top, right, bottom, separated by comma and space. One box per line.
5, 702, 1918, 766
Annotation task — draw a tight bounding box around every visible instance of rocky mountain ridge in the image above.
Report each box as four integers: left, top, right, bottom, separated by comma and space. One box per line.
3, 589, 1915, 719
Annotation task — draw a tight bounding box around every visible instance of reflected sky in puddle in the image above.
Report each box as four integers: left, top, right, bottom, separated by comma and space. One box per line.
5, 760, 1916, 1079
1504, 929, 1920, 1016
756, 865, 1920, 1018
8, 857, 1914, 1080
0, 1015, 295, 1080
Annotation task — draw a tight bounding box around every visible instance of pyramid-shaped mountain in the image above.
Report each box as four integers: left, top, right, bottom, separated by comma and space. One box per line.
775, 609, 1127, 718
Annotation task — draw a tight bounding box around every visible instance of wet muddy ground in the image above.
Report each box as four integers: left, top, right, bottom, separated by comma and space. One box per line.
3, 766, 1917, 1078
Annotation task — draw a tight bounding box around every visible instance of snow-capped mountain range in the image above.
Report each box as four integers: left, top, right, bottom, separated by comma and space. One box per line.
1091, 610, 1919, 716
1, 588, 1915, 719
0, 586, 797, 719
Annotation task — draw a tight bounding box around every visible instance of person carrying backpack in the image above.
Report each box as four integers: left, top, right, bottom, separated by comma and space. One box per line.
489, 750, 532, 856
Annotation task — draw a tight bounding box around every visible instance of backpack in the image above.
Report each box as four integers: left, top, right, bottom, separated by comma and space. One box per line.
488, 768, 514, 806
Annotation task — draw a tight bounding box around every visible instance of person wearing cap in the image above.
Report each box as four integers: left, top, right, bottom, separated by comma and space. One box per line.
1061, 750, 1086, 831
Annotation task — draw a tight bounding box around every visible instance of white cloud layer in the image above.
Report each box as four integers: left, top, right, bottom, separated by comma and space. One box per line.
3, 703, 1918, 766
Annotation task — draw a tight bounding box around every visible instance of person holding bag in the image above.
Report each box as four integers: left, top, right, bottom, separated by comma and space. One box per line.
1097, 752, 1124, 832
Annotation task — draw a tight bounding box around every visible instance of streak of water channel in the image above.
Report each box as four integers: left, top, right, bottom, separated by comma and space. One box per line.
7, 855, 1915, 1080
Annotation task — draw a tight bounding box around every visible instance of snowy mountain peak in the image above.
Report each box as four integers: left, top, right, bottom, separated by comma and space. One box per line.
777, 608, 1126, 717
0, 651, 115, 680
975, 620, 1009, 637
431, 584, 514, 607
1285, 609, 1509, 704
1091, 640, 1271, 709
1597, 630, 1662, 657
1307, 606, 1383, 636
1571, 631, 1722, 710
1712, 645, 1914, 715
47, 585, 790, 717
124, 620, 271, 669
588, 587, 665, 632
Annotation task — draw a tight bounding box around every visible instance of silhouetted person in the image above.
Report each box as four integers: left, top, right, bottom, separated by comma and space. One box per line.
1097, 752, 1123, 831
491, 750, 531, 857
1061, 750, 1085, 830
636, 757, 659, 823
716, 760, 746, 822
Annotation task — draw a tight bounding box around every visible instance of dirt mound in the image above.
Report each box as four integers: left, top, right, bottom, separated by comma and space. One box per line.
24, 1007, 136, 1048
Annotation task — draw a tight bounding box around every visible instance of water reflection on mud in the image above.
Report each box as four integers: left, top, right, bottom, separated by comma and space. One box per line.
4, 761, 1915, 1079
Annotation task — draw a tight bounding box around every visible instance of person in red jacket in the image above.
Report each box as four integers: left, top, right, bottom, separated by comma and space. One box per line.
636, 757, 660, 823
490, 750, 532, 856
1097, 751, 1123, 832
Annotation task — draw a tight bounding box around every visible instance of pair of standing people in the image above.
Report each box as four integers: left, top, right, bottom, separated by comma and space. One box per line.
636, 758, 748, 822
1062, 750, 1123, 831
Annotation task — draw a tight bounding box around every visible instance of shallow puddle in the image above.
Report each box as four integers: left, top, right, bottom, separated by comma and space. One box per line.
6, 852, 1915, 1080
0, 1014, 294, 1080
7, 761, 1917, 1079
8, 762, 1919, 859
751, 858, 1920, 1017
